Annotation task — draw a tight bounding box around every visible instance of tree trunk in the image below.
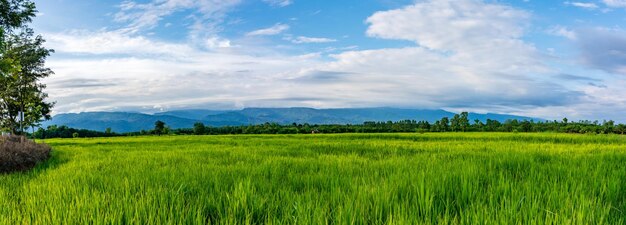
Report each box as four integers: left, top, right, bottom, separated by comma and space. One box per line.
20, 80, 24, 135
9, 114, 17, 135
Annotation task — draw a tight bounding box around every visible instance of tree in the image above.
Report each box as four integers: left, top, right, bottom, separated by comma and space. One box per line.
451, 114, 461, 132
154, 120, 165, 135
0, 1, 52, 135
459, 112, 470, 132
616, 124, 626, 135
193, 122, 206, 135
520, 120, 532, 132
602, 120, 615, 134
473, 119, 484, 131
23, 98, 48, 142
440, 117, 450, 132
450, 112, 470, 132
485, 119, 501, 132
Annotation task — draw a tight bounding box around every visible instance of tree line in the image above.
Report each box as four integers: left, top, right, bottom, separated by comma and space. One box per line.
31, 112, 626, 139
180, 113, 625, 135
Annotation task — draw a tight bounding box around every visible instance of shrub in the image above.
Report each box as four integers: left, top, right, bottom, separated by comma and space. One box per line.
0, 135, 51, 173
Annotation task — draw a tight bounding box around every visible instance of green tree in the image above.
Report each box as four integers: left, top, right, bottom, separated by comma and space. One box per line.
615, 124, 626, 135
9, 29, 53, 134
485, 119, 501, 132
0, 1, 52, 135
473, 119, 484, 131
450, 112, 470, 132
154, 120, 165, 135
520, 120, 532, 132
459, 112, 469, 132
602, 120, 615, 134
440, 117, 450, 132
193, 122, 206, 135
451, 114, 461, 132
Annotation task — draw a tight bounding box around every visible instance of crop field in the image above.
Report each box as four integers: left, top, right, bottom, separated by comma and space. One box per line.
1, 133, 626, 224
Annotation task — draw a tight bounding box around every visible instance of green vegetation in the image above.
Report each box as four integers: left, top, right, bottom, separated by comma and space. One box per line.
33, 113, 626, 139
1, 133, 625, 224
0, 0, 54, 135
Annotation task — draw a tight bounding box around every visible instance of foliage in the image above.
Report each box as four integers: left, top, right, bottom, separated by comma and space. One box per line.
1, 133, 625, 224
32, 112, 626, 138
0, 0, 52, 134
177, 113, 626, 136
154, 120, 166, 136
0, 0, 35, 32
31, 125, 121, 139
193, 122, 205, 135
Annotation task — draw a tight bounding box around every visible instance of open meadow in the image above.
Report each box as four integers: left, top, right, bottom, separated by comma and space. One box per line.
1, 133, 626, 224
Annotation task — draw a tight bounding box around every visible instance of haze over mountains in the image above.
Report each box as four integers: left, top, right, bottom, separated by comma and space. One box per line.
43, 108, 539, 133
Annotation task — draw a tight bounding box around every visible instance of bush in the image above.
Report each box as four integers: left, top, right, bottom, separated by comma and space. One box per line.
0, 135, 51, 173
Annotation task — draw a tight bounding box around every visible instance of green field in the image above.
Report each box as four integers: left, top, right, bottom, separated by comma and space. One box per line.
1, 133, 626, 224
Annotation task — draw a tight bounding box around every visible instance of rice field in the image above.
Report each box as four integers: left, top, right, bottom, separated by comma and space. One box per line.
1, 133, 626, 224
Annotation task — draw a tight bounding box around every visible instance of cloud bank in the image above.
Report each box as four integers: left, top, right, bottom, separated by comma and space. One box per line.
39, 0, 626, 122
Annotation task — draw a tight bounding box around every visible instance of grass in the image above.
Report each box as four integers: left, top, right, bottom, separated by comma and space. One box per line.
1, 133, 626, 224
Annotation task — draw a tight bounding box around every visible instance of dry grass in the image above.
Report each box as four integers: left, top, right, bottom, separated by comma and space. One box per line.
0, 135, 51, 173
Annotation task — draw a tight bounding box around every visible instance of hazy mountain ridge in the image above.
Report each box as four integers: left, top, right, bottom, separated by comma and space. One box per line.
154, 110, 228, 120
43, 112, 203, 133
43, 108, 539, 133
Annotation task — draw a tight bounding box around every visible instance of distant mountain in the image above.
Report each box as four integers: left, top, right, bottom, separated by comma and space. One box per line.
43, 108, 540, 133
154, 109, 228, 120
467, 113, 535, 123
202, 108, 457, 125
42, 112, 203, 133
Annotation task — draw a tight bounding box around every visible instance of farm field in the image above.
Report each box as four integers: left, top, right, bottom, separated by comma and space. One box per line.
1, 133, 626, 224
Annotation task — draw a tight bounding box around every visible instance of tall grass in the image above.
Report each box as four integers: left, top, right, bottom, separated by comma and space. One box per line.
1, 133, 625, 224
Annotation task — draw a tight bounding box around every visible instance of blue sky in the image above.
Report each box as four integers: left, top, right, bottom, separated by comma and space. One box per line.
31, 0, 626, 121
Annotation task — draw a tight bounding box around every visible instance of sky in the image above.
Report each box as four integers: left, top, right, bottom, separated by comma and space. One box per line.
30, 0, 626, 121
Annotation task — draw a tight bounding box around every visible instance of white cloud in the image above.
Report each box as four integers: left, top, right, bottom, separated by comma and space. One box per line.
246, 24, 290, 36
366, 0, 529, 52
564, 1, 600, 9
263, 0, 293, 7
522, 78, 626, 121
114, 0, 242, 36
46, 30, 197, 56
45, 0, 570, 118
41, 0, 626, 122
603, 0, 626, 7
290, 0, 584, 118
205, 37, 232, 48
548, 26, 577, 40
287, 36, 337, 44
361, 0, 545, 74
44, 30, 328, 113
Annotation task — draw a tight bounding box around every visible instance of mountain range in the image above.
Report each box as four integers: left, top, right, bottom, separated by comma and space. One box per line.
42, 108, 540, 133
